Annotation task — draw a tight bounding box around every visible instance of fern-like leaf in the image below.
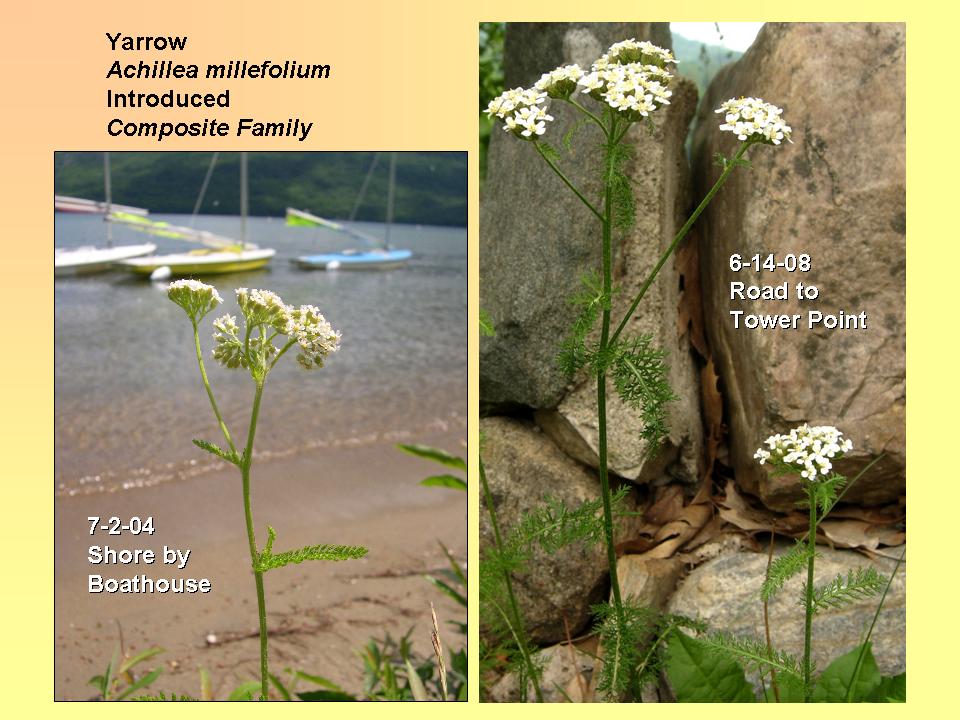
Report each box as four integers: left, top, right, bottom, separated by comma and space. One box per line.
513, 485, 630, 554
761, 540, 816, 601
557, 272, 606, 378
695, 631, 804, 682
592, 601, 659, 700
813, 473, 847, 515
255, 526, 368, 572
562, 118, 589, 152
192, 439, 239, 466
607, 142, 635, 230
609, 335, 677, 457
806, 567, 887, 614
536, 140, 561, 165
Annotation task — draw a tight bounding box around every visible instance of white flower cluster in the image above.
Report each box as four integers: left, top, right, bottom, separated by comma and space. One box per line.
486, 38, 678, 139
579, 59, 674, 120
603, 38, 677, 67
534, 64, 584, 99
167, 279, 223, 322
286, 304, 342, 370
716, 97, 792, 145
754, 424, 853, 481
486, 87, 554, 140
235, 287, 290, 332
168, 283, 340, 373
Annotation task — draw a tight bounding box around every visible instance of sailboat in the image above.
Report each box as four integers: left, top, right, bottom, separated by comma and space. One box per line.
290, 152, 412, 270
115, 152, 276, 277
54, 153, 156, 277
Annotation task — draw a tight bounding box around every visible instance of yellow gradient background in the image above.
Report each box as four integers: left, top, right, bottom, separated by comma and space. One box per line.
1, 0, 951, 713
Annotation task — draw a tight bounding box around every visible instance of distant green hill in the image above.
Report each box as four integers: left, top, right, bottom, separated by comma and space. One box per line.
55, 152, 467, 227
672, 33, 743, 97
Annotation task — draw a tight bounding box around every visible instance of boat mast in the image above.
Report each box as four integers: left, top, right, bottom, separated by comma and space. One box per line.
240, 151, 249, 249
349, 152, 380, 222
385, 152, 396, 249
104, 152, 113, 247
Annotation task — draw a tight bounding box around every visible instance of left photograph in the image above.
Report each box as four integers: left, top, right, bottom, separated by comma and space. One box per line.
54, 151, 467, 701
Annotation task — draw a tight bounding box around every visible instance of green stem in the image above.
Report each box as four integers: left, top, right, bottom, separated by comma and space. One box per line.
533, 142, 604, 220
242, 380, 269, 700
803, 484, 817, 701
192, 322, 236, 454
598, 130, 624, 620
609, 140, 752, 346
480, 458, 543, 703
845, 546, 905, 702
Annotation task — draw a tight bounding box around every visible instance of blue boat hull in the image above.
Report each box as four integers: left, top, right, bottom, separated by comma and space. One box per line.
293, 248, 412, 270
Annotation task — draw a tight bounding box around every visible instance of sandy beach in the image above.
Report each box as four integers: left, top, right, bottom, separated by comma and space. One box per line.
54, 431, 466, 700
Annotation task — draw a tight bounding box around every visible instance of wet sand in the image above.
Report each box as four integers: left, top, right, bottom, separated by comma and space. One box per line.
54, 432, 466, 700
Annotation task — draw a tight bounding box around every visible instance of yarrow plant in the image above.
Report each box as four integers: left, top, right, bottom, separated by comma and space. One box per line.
168, 280, 366, 701
485, 38, 793, 700
662, 424, 902, 703
753, 425, 883, 701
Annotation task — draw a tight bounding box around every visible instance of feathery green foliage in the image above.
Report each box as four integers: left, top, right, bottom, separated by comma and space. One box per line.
592, 601, 662, 699
255, 526, 368, 573
761, 539, 816, 601
192, 438, 239, 465
806, 567, 887, 614
513, 485, 631, 554
811, 473, 847, 515
563, 117, 591, 152
606, 139, 636, 230
609, 335, 678, 455
694, 632, 805, 682
558, 271, 606, 378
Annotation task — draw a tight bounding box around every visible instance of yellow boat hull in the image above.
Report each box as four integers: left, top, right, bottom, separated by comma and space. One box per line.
117, 249, 275, 276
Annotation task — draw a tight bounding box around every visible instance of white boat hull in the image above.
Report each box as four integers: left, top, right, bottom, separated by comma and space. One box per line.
55, 243, 157, 276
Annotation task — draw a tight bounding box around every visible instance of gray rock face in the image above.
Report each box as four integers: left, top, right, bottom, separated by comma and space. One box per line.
481, 22, 703, 484
487, 643, 595, 703
690, 23, 905, 510
480, 416, 624, 643
667, 545, 906, 677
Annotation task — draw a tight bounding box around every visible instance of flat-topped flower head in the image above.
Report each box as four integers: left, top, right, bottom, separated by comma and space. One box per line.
235, 287, 291, 331
286, 304, 341, 370
716, 97, 792, 145
605, 39, 676, 69
168, 279, 223, 322
755, 424, 853, 481
534, 64, 584, 100
579, 61, 674, 121
487, 86, 554, 140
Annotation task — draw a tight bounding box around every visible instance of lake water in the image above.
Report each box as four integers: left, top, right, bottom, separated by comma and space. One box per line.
55, 213, 467, 495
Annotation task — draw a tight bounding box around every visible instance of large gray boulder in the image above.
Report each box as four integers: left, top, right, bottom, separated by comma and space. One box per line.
481, 22, 702, 485
480, 416, 632, 643
691, 23, 906, 510
667, 545, 906, 678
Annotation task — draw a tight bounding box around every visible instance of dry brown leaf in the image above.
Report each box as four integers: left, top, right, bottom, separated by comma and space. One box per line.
717, 480, 807, 534
680, 512, 723, 553
819, 519, 906, 551
644, 485, 686, 524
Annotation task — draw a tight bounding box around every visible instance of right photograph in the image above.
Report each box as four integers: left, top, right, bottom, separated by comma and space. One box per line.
479, 22, 905, 703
